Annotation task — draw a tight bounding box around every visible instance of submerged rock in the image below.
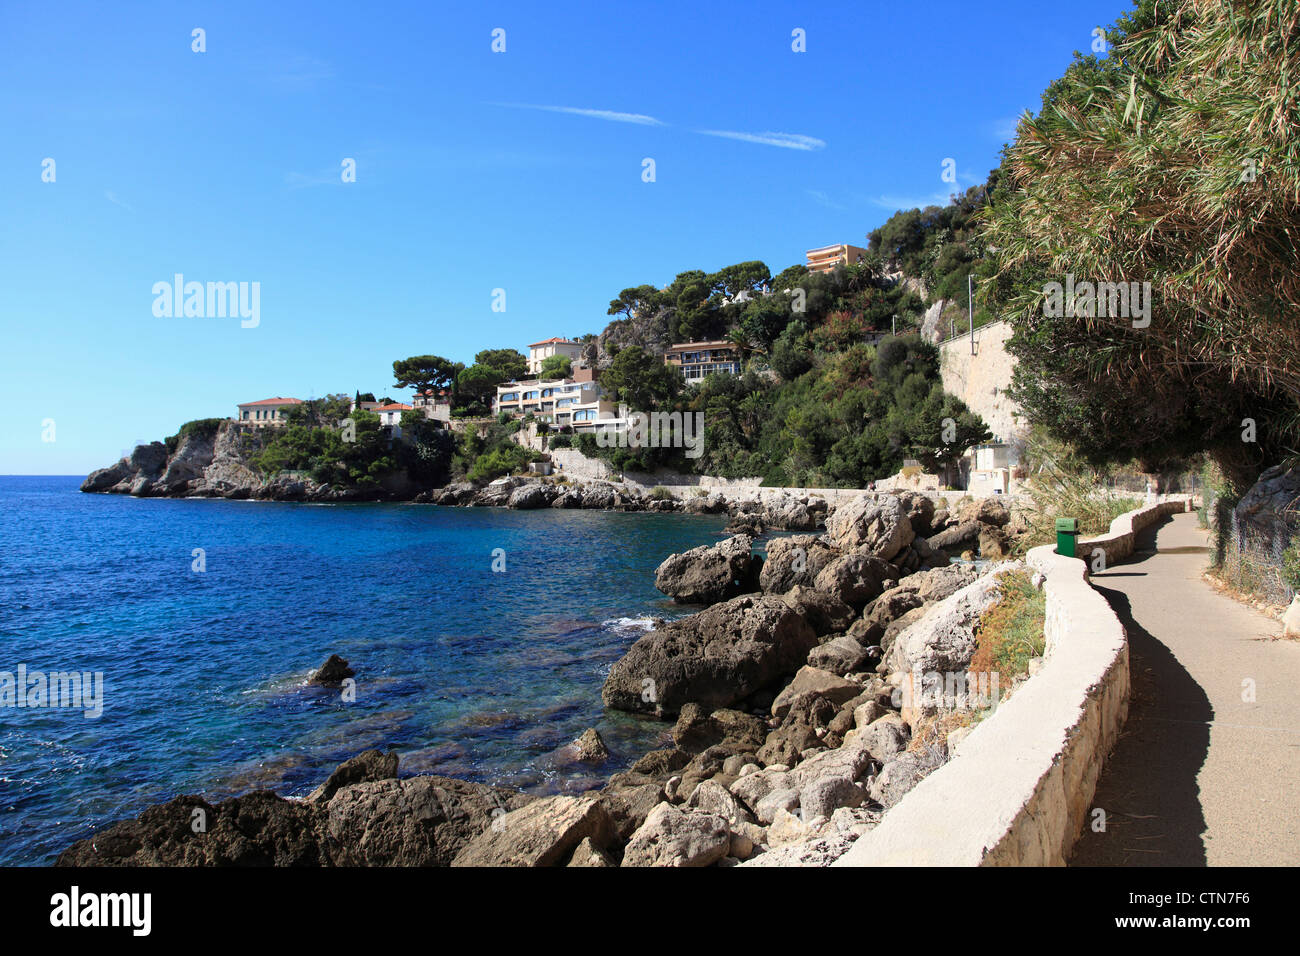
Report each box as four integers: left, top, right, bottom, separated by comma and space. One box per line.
309, 654, 355, 686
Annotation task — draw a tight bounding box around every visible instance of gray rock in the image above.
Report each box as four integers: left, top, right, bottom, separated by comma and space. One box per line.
451, 794, 613, 867
571, 728, 610, 764
807, 635, 873, 676
621, 803, 730, 867
654, 534, 761, 605
771, 666, 863, 720
754, 788, 801, 825
824, 495, 915, 561
759, 535, 839, 594
685, 779, 754, 827
814, 551, 896, 608
869, 748, 948, 809
782, 585, 856, 635
328, 775, 533, 866
308, 749, 399, 803
601, 594, 818, 717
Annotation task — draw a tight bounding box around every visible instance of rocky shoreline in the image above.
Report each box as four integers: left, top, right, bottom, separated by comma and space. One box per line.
58, 488, 1026, 867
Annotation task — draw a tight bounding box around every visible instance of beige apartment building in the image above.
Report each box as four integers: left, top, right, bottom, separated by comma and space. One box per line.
235, 397, 303, 426
527, 337, 584, 376
663, 341, 742, 382
495, 378, 601, 426
805, 243, 870, 274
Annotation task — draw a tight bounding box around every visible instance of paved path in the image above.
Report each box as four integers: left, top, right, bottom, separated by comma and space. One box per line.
1070, 511, 1300, 865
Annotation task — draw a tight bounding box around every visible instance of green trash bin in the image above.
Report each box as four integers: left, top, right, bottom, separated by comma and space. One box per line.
1055, 517, 1080, 558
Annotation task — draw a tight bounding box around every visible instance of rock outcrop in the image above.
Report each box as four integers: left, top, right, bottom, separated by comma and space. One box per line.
654, 534, 761, 605
602, 594, 819, 717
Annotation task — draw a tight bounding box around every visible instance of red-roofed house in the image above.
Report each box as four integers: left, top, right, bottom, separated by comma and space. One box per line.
375, 402, 414, 428
527, 337, 583, 375
235, 397, 303, 426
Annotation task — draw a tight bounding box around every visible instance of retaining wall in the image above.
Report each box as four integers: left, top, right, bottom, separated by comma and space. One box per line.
836, 497, 1192, 866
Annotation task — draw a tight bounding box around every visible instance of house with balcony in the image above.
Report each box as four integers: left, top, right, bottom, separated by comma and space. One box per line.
235, 397, 303, 426
527, 337, 585, 376
495, 377, 602, 424
805, 243, 869, 274
663, 341, 742, 382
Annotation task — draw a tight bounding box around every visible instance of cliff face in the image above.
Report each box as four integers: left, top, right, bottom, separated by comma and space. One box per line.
80, 421, 384, 502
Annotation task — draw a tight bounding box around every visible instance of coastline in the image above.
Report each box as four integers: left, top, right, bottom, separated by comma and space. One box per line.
53, 484, 1027, 867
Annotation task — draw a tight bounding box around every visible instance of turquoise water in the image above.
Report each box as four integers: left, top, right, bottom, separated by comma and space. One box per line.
0, 476, 727, 865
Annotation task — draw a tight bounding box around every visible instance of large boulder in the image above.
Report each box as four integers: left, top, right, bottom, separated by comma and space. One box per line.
601, 594, 819, 717
851, 586, 926, 647
760, 535, 839, 594
814, 551, 896, 608
1233, 464, 1300, 546
959, 497, 1011, 528
654, 534, 761, 605
869, 747, 949, 809
807, 635, 875, 676
896, 492, 937, 537
671, 703, 766, 753
766, 496, 821, 531
771, 666, 863, 720
782, 585, 855, 636
507, 483, 550, 509
56, 790, 329, 866
825, 495, 915, 560
979, 524, 1011, 559
621, 803, 730, 867
451, 794, 612, 867
329, 775, 533, 866
888, 565, 1021, 722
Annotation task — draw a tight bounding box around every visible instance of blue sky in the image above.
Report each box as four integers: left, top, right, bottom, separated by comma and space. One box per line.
0, 0, 1128, 474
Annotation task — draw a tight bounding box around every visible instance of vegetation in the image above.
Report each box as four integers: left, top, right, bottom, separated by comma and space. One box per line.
971, 569, 1047, 687
164, 418, 226, 454
984, 0, 1300, 489
1013, 430, 1144, 551
452, 417, 540, 482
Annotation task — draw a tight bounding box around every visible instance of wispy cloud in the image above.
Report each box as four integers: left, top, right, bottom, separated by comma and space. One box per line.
285, 168, 342, 189
104, 190, 134, 212
868, 192, 955, 211
696, 130, 826, 151
806, 189, 848, 211
493, 103, 665, 126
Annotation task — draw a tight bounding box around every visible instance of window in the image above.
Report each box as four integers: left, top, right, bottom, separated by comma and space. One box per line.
500, 392, 518, 402
524, 390, 540, 400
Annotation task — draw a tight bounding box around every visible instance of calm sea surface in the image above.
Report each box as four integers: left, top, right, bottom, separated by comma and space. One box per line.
0, 476, 727, 865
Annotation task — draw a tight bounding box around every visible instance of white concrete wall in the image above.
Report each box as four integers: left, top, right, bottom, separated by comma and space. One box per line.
836, 497, 1191, 867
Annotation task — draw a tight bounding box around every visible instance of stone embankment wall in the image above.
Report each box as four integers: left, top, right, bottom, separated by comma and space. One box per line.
937, 320, 1022, 444
837, 497, 1194, 866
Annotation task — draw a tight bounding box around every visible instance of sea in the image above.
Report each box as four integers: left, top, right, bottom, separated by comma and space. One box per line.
0, 475, 728, 865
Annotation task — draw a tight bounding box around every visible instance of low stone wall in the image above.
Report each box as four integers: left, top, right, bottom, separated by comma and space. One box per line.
836, 497, 1192, 866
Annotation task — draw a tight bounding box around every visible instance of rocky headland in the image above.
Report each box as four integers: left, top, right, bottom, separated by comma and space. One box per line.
58, 489, 1029, 867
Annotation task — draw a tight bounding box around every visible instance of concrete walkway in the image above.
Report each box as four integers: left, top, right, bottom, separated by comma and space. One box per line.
1070, 511, 1300, 865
